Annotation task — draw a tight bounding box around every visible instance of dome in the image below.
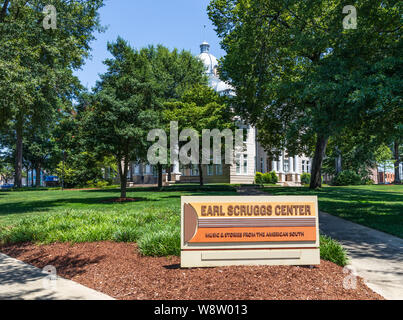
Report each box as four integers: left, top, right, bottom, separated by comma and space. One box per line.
197, 41, 235, 96
197, 41, 218, 76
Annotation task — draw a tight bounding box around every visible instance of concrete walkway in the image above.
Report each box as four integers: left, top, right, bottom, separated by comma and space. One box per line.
237, 185, 267, 195
319, 212, 403, 300
0, 253, 114, 300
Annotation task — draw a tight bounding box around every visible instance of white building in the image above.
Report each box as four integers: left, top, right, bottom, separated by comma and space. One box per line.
127, 42, 310, 186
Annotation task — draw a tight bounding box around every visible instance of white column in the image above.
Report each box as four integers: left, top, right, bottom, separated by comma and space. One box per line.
278, 152, 284, 173
173, 162, 180, 174
172, 141, 181, 174
295, 155, 300, 183
289, 156, 294, 173
272, 160, 277, 173
294, 156, 299, 173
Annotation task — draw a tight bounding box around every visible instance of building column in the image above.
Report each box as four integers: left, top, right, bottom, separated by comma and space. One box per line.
278, 152, 284, 182
289, 156, 295, 182
289, 156, 294, 173
171, 138, 181, 181
294, 156, 301, 183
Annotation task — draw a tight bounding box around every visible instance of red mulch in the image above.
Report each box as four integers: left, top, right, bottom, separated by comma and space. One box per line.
0, 242, 383, 300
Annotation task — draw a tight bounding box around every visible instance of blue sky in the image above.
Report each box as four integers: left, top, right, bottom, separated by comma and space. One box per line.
74, 0, 225, 90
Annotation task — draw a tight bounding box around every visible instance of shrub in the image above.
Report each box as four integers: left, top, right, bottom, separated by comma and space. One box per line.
256, 172, 278, 185
86, 180, 110, 188
332, 170, 363, 186
86, 180, 95, 187
301, 173, 311, 185
364, 178, 374, 185
320, 235, 349, 266
96, 180, 109, 188
269, 171, 278, 184
262, 173, 272, 184
255, 172, 264, 185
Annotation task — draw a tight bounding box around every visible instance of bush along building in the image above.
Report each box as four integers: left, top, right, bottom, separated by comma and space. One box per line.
126, 42, 311, 186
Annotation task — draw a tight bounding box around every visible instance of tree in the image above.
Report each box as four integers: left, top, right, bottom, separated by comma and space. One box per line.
208, 0, 402, 188
322, 125, 387, 180
82, 38, 160, 198
23, 121, 59, 186
393, 140, 402, 184
143, 45, 207, 188
0, 0, 104, 187
164, 84, 235, 186
0, 160, 13, 184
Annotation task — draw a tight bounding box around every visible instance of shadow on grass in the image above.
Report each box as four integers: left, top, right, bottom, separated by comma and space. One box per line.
265, 186, 403, 238
0, 196, 157, 216
0, 185, 238, 219
85, 184, 237, 194
263, 186, 403, 203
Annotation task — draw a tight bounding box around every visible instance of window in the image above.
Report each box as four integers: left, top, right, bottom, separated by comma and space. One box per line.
260, 158, 264, 173
302, 160, 311, 173
190, 164, 199, 176
216, 164, 223, 176
152, 166, 157, 177
236, 157, 241, 174
134, 164, 140, 176
283, 158, 289, 173
207, 157, 214, 176
145, 165, 151, 175
207, 164, 214, 176
236, 154, 248, 175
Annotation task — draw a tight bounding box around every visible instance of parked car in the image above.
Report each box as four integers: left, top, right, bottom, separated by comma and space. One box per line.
1, 184, 14, 189
44, 176, 59, 187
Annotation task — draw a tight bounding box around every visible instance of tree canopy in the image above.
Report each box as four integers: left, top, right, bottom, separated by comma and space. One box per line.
0, 0, 104, 187
82, 38, 207, 196
208, 0, 402, 188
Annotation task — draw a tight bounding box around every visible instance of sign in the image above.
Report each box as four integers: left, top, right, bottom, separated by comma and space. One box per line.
181, 196, 320, 268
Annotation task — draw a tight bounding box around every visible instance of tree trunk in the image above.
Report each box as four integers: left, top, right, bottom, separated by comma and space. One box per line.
335, 146, 342, 175
14, 118, 23, 188
35, 165, 41, 187
168, 165, 172, 182
31, 168, 34, 187
310, 135, 329, 189
198, 163, 204, 187
118, 158, 128, 199
157, 163, 163, 189
394, 140, 401, 184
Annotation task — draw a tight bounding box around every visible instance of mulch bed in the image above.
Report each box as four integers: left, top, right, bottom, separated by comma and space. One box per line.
0, 242, 383, 300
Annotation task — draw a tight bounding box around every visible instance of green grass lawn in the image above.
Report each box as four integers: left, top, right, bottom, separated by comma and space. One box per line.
0, 183, 364, 266
263, 184, 403, 238
0, 184, 239, 257
0, 184, 237, 225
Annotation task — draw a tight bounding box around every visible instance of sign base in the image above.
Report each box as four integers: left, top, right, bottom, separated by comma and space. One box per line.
181, 248, 320, 268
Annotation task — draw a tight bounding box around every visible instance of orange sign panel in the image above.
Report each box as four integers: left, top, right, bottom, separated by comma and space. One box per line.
184, 202, 317, 243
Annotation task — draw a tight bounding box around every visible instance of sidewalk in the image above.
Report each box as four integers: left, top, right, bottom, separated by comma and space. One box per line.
319, 212, 403, 300
0, 253, 114, 300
